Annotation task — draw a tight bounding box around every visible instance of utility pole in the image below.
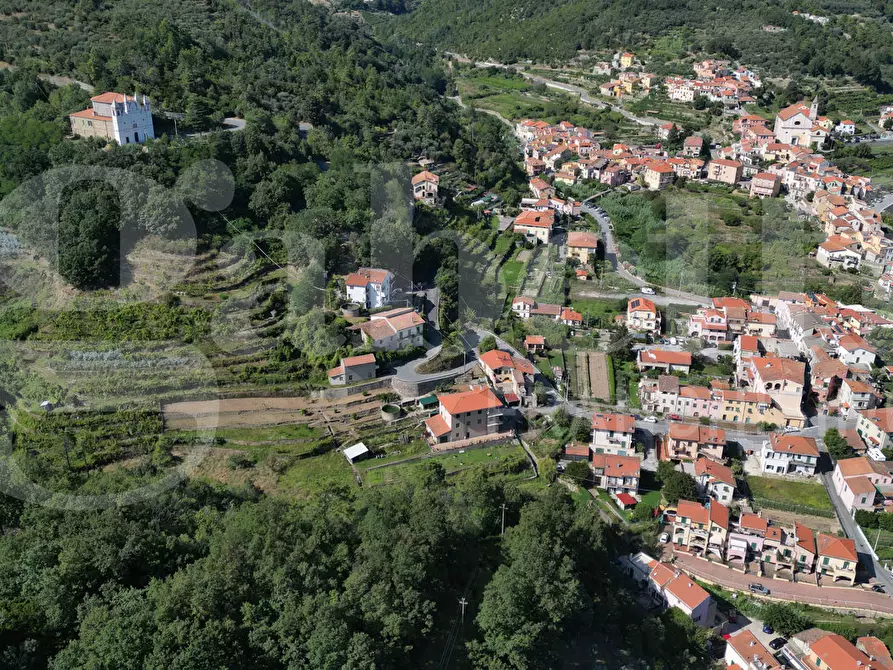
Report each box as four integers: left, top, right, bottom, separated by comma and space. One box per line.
500, 502, 507, 535
876, 526, 882, 553
458, 597, 468, 623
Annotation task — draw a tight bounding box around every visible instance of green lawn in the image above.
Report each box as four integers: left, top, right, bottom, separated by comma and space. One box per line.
748, 475, 833, 512
493, 234, 514, 256
279, 450, 357, 494
641, 490, 661, 508
363, 444, 529, 486
500, 260, 525, 287
211, 424, 322, 442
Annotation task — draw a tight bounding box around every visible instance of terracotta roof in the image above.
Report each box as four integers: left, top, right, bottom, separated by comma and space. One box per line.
859, 407, 893, 433
740, 513, 768, 533
753, 172, 778, 181
738, 335, 759, 352
657, 375, 679, 393
663, 571, 711, 610
777, 102, 812, 121
677, 499, 709, 525
563, 441, 591, 457
695, 457, 734, 486
514, 210, 555, 228
425, 414, 450, 437
856, 636, 892, 667
680, 385, 711, 400
683, 135, 703, 146
344, 267, 391, 287
567, 231, 600, 248
479, 349, 536, 375
709, 500, 729, 529
816, 533, 858, 562
601, 454, 640, 478
69, 108, 112, 121
846, 475, 876, 497
669, 423, 725, 445
411, 170, 439, 185
725, 630, 781, 670
839, 334, 876, 353
638, 349, 692, 367
560, 308, 583, 323
525, 335, 545, 346
342, 353, 375, 367
811, 633, 873, 670
768, 433, 819, 457
710, 158, 742, 168
591, 413, 635, 433
90, 91, 136, 103
438, 386, 503, 415
646, 160, 676, 174
752, 356, 805, 384
628, 297, 657, 314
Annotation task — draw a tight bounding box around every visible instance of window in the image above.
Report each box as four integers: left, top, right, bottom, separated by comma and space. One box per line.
843, 562, 849, 569
823, 557, 829, 566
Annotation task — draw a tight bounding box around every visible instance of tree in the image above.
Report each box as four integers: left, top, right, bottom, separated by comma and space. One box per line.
478, 334, 497, 353
552, 407, 572, 428
761, 603, 812, 637
662, 471, 698, 505
57, 181, 121, 290
824, 428, 853, 461
563, 460, 590, 484
656, 460, 677, 484
631, 501, 654, 523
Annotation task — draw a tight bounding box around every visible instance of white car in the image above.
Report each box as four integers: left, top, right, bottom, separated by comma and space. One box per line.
659, 533, 670, 544
641, 287, 655, 295
643, 416, 658, 423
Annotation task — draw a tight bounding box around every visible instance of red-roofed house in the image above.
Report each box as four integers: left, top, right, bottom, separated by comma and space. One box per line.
567, 231, 601, 264
750, 172, 780, 198
856, 407, 893, 451
627, 297, 661, 334
694, 457, 735, 503
761, 433, 819, 475
837, 334, 878, 368
591, 453, 640, 495
832, 456, 892, 513
637, 348, 692, 374
524, 335, 546, 353
672, 499, 728, 561
648, 561, 716, 626
666, 423, 726, 462
478, 348, 536, 399
345, 267, 393, 309
424, 386, 510, 444
816, 533, 857, 585
724, 629, 782, 670
328, 353, 377, 386
707, 159, 743, 184
591, 412, 636, 456
513, 209, 555, 243
351, 307, 424, 350
644, 161, 676, 190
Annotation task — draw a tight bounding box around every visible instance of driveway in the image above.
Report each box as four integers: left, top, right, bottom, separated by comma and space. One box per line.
671, 549, 893, 613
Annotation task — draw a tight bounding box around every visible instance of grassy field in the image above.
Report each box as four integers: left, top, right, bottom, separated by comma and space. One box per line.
748, 475, 833, 512
500, 259, 525, 287
363, 443, 529, 486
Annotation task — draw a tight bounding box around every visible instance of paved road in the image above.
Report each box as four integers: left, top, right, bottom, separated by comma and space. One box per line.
581, 202, 712, 306
671, 549, 893, 613
574, 288, 705, 307
449, 95, 513, 129
820, 469, 893, 593
222, 117, 246, 132
870, 191, 893, 213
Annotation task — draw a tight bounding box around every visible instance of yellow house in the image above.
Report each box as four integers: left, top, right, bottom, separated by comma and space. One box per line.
620, 52, 635, 68
816, 533, 857, 585
567, 231, 600, 264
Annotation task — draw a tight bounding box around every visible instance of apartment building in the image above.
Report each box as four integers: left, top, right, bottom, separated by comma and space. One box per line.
672, 499, 729, 561
761, 433, 819, 475
665, 423, 726, 462
749, 172, 780, 198
590, 453, 640, 496
707, 158, 743, 184
424, 386, 510, 444
644, 161, 675, 190
694, 457, 735, 504
856, 407, 893, 451
838, 378, 878, 418
747, 356, 806, 427
590, 412, 636, 456
816, 533, 858, 585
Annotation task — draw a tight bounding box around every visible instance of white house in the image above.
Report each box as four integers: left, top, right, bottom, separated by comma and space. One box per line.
694, 457, 735, 504
836, 119, 856, 135
351, 307, 424, 351
590, 412, 636, 456
724, 629, 781, 670
761, 433, 819, 476
648, 561, 716, 627
817, 237, 861, 270
836, 334, 877, 368
345, 268, 393, 309
69, 92, 155, 145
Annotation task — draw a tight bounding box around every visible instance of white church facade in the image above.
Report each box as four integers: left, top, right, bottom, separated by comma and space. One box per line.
69, 92, 155, 146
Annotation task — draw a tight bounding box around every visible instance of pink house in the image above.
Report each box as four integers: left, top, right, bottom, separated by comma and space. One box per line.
832, 456, 892, 512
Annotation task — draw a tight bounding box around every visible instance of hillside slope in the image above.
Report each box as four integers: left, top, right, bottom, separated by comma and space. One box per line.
386, 0, 893, 90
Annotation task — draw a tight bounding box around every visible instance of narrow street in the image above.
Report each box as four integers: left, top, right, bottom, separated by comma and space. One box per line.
671, 550, 893, 614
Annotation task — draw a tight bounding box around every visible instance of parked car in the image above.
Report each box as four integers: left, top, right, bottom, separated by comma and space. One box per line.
659, 533, 669, 544
749, 583, 770, 595
643, 416, 658, 423
668, 413, 682, 421
769, 637, 787, 651
641, 286, 656, 295
762, 623, 774, 634
872, 584, 886, 593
